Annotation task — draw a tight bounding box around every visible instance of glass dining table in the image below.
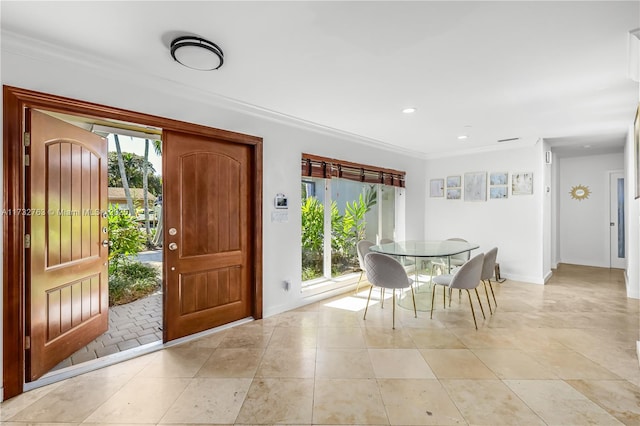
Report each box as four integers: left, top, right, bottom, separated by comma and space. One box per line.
369, 240, 479, 310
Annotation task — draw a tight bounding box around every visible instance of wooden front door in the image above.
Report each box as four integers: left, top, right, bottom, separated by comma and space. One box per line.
27, 109, 109, 380
163, 130, 253, 341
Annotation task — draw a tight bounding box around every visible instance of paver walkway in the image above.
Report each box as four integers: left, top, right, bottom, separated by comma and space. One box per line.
54, 293, 163, 369
53, 250, 163, 370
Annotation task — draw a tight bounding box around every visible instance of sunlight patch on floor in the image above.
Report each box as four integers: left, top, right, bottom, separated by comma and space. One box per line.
323, 295, 380, 312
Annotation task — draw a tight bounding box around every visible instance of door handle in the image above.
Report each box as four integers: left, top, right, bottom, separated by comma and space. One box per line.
610, 222, 615, 226
102, 240, 110, 247
168, 242, 178, 251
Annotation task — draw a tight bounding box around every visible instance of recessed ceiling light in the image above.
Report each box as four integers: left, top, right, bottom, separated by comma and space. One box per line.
402, 107, 417, 114
457, 135, 468, 140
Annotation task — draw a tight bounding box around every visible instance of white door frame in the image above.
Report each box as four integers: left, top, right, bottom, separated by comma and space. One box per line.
609, 171, 626, 269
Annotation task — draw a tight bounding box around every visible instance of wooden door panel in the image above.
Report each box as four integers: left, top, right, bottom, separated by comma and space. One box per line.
28, 109, 108, 381
180, 152, 242, 256
45, 142, 102, 266
179, 266, 242, 315
164, 131, 252, 341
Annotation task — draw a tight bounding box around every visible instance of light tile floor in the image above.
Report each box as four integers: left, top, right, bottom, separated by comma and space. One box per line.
1, 263, 639, 425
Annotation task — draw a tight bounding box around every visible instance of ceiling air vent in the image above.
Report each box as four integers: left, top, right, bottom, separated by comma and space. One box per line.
497, 137, 520, 143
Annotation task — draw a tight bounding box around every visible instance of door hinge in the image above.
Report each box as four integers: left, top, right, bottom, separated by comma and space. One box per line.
24, 154, 30, 167
24, 336, 31, 350
23, 132, 31, 147
25, 233, 31, 249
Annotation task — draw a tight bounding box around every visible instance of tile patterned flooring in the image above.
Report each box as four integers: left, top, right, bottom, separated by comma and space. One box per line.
1, 263, 639, 425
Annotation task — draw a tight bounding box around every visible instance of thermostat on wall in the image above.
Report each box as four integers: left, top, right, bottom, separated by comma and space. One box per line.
274, 193, 288, 209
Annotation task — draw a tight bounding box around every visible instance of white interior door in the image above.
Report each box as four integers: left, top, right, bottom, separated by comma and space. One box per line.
609, 172, 625, 269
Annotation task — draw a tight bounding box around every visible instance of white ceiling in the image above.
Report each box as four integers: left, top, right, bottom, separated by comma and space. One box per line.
2, 1, 639, 158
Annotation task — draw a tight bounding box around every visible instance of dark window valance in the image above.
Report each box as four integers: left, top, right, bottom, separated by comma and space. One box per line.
301, 153, 405, 188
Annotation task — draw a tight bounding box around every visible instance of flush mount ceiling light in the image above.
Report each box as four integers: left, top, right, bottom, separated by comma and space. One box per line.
170, 36, 224, 71
402, 107, 417, 114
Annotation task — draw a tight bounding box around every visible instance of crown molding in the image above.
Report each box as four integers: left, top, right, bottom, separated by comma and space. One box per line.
424, 137, 539, 160
1, 29, 428, 159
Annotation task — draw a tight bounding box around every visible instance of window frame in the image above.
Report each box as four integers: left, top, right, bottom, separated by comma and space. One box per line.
300, 153, 406, 294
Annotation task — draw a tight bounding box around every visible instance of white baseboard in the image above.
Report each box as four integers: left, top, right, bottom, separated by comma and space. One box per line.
501, 273, 545, 285
263, 283, 357, 318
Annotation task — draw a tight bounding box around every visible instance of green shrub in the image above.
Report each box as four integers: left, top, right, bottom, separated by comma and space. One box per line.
301, 185, 377, 280
302, 266, 322, 282
107, 203, 145, 274
108, 260, 159, 306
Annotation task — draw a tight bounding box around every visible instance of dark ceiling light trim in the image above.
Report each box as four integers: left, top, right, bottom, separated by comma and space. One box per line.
170, 36, 224, 71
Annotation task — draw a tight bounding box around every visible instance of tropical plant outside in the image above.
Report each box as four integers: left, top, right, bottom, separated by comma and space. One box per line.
301, 184, 377, 281
107, 203, 160, 305
107, 151, 162, 196
108, 260, 159, 306
107, 134, 163, 306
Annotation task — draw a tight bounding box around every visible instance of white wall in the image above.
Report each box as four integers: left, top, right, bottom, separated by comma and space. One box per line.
557, 153, 624, 267
0, 34, 428, 394
424, 142, 547, 284
624, 125, 639, 299
542, 140, 552, 280
550, 152, 560, 269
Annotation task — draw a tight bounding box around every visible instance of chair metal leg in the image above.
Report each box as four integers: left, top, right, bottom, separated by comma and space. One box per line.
488, 279, 497, 306
474, 288, 486, 319
482, 281, 493, 314
363, 286, 374, 320
392, 289, 396, 329
430, 283, 436, 319
410, 284, 417, 318
355, 271, 363, 294
381, 288, 385, 309
443, 284, 446, 308
466, 289, 478, 330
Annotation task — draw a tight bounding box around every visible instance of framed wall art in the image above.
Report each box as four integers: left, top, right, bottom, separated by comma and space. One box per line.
490, 172, 508, 186
512, 172, 533, 195
490, 186, 508, 199
446, 175, 461, 199
447, 175, 461, 188
430, 178, 444, 197
490, 172, 508, 199
447, 188, 461, 200
464, 171, 487, 201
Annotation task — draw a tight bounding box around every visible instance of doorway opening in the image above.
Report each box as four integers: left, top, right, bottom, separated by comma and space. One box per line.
3, 85, 263, 401
32, 111, 166, 376
609, 171, 625, 269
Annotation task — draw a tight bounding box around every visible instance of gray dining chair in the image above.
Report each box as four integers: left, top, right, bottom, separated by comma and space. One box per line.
355, 240, 375, 294
446, 237, 471, 269
432, 237, 472, 301
480, 247, 499, 314
379, 238, 394, 244
425, 237, 469, 287
430, 253, 485, 329
363, 252, 417, 329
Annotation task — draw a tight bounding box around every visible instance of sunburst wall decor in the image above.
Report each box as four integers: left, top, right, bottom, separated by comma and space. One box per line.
570, 184, 591, 201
